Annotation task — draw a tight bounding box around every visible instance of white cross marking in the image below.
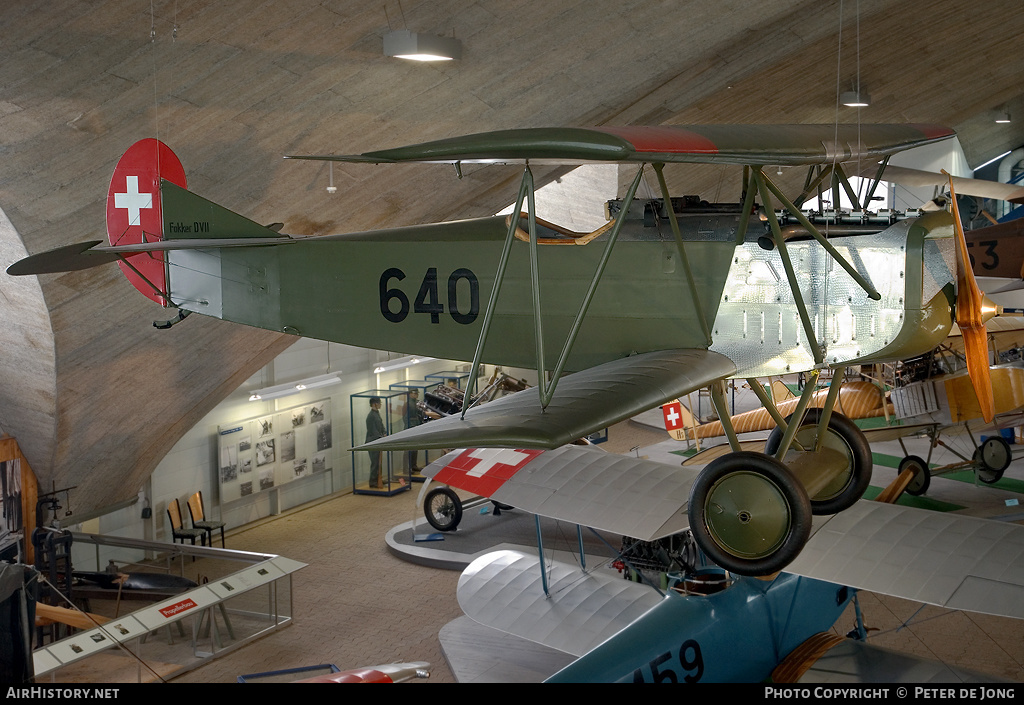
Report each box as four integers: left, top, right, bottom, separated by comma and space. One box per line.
465, 448, 531, 477
114, 175, 153, 226
666, 407, 681, 427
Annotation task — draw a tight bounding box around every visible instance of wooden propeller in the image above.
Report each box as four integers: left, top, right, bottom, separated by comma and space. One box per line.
944, 170, 998, 423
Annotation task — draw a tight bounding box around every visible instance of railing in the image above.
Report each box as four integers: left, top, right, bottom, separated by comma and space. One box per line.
32, 533, 305, 683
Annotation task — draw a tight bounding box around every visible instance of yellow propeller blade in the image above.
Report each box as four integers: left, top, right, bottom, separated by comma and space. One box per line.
944, 170, 996, 423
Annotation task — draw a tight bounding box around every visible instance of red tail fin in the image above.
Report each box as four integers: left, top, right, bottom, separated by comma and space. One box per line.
105, 139, 186, 305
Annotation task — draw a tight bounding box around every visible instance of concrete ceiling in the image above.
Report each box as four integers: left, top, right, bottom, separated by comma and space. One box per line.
1, 0, 1022, 516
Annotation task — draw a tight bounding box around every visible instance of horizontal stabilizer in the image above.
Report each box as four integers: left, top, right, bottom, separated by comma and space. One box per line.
457, 550, 664, 658
7, 237, 295, 276
7, 240, 119, 275
289, 124, 953, 167
790, 500, 1024, 620
423, 445, 700, 540
360, 349, 735, 451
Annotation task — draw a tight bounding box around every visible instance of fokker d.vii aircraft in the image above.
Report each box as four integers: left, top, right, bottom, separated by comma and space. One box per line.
8, 124, 1002, 576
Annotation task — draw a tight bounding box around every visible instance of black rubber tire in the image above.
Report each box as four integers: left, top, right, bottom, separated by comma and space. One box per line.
764, 408, 873, 515
687, 451, 812, 577
899, 455, 931, 496
424, 487, 463, 532
974, 436, 1012, 484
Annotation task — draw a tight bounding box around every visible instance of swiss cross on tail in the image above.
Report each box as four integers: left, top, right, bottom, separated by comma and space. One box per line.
662, 400, 689, 441
105, 139, 187, 305
432, 448, 544, 496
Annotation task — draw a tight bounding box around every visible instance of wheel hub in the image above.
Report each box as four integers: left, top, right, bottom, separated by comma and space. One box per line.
704, 471, 791, 559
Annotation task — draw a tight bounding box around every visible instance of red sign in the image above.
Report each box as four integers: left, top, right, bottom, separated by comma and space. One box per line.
159, 598, 198, 619
432, 448, 543, 497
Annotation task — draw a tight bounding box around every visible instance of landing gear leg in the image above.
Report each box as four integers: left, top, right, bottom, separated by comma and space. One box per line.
764, 409, 873, 515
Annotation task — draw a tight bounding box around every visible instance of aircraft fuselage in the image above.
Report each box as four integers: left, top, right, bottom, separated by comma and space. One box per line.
166, 191, 956, 375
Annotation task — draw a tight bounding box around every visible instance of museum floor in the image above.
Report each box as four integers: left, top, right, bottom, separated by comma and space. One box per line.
57, 418, 1024, 683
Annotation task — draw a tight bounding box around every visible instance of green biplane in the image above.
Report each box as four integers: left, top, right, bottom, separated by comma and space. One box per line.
9, 124, 999, 576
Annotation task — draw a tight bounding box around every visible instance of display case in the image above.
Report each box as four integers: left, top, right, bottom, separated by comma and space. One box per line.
425, 370, 471, 390
350, 389, 411, 496
388, 380, 442, 481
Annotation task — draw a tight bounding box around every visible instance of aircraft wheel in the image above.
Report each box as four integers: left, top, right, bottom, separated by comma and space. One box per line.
687, 451, 812, 577
974, 436, 1012, 484
899, 455, 931, 496
764, 408, 872, 515
424, 487, 463, 531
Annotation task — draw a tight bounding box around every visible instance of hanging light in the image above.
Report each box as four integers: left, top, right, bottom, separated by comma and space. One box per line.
371, 355, 437, 375
248, 372, 343, 402
383, 30, 461, 62
840, 87, 871, 108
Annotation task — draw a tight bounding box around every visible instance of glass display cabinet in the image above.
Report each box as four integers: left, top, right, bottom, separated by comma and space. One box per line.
349, 388, 411, 496
388, 380, 442, 481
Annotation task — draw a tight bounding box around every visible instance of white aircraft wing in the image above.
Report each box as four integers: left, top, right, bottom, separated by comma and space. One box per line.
868, 164, 1024, 204
422, 444, 700, 541
457, 549, 664, 658
787, 500, 1024, 620
795, 639, 1012, 683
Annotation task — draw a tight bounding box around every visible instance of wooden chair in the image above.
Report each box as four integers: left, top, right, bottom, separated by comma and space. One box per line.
167, 498, 206, 546
187, 491, 225, 548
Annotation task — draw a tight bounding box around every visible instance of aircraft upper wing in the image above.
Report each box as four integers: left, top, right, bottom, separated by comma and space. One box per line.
422, 444, 700, 541
360, 349, 735, 452
787, 500, 1024, 620
288, 124, 954, 167
866, 164, 1024, 204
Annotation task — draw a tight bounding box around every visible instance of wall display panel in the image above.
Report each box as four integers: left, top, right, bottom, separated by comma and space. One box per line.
218, 399, 332, 502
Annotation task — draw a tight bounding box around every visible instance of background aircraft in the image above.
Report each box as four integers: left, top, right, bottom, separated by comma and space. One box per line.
8, 124, 999, 576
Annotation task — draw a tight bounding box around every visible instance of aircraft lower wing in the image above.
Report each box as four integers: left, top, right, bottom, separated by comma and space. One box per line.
787, 500, 1024, 620
859, 423, 938, 443
423, 444, 701, 540
795, 639, 1012, 683
457, 549, 665, 659
360, 349, 735, 452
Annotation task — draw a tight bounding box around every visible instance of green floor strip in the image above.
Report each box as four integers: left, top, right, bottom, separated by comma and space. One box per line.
871, 451, 921, 469
934, 470, 1024, 494
860, 485, 963, 511
873, 451, 1024, 493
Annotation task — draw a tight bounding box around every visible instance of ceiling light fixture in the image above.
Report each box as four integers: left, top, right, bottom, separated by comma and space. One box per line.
248, 372, 343, 402
996, 109, 1012, 124
371, 355, 437, 375
383, 30, 461, 61
973, 150, 1012, 172
840, 88, 870, 108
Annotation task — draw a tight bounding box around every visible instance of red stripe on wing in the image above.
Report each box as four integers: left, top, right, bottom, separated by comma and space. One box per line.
591, 126, 719, 155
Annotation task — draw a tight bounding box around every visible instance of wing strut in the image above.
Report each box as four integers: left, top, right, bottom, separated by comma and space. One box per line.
652, 163, 712, 346
461, 164, 647, 412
